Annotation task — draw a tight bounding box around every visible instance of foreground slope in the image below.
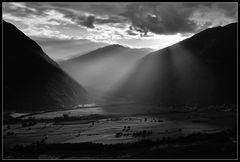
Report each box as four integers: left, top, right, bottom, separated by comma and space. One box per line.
113, 23, 237, 105
3, 20, 89, 112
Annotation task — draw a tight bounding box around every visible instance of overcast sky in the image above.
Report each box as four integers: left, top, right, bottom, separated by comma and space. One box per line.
3, 2, 238, 60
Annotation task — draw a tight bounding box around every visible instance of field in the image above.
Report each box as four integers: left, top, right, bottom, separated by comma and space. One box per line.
3, 104, 237, 159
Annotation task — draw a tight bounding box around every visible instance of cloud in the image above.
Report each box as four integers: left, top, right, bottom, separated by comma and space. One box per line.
126, 30, 139, 36
122, 2, 237, 35
2, 2, 238, 41
22, 25, 72, 40
95, 15, 128, 24
4, 2, 237, 58
81, 15, 95, 28
3, 2, 40, 17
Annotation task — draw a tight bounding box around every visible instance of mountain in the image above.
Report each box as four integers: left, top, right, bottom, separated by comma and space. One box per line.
32, 36, 109, 62
112, 23, 237, 105
59, 44, 153, 95
3, 20, 89, 112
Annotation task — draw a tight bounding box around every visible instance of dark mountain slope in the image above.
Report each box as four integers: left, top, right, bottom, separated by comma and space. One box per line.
112, 23, 237, 105
3, 20, 89, 112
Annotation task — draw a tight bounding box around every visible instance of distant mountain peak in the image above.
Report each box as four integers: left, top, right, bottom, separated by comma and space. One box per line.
91, 44, 153, 54
98, 44, 126, 50
109, 44, 124, 47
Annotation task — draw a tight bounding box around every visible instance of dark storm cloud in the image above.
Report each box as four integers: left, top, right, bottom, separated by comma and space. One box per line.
179, 2, 237, 17
95, 15, 128, 24
121, 3, 195, 35
60, 12, 96, 28
3, 2, 238, 35
122, 2, 237, 35
82, 15, 95, 28
48, 2, 237, 35
215, 3, 238, 18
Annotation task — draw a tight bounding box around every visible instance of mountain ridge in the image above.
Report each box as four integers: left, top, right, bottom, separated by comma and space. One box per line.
111, 22, 237, 105
59, 43, 153, 95
58, 44, 153, 62
3, 20, 90, 112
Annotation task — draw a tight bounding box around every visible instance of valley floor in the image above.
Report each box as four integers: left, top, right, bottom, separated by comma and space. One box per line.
3, 104, 237, 159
